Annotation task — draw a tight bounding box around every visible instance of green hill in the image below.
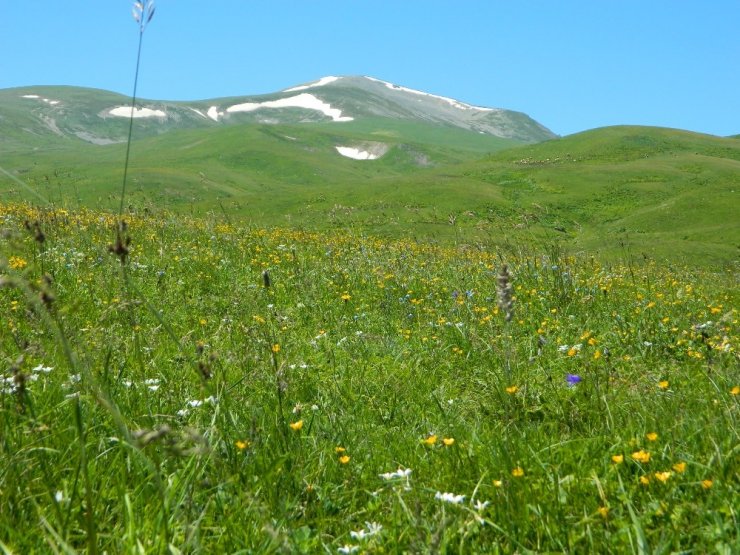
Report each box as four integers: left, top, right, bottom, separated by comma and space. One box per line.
1, 103, 737, 266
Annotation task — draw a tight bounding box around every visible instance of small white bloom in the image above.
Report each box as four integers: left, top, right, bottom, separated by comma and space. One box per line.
187, 399, 203, 408
54, 490, 66, 503
177, 409, 189, 417
349, 529, 367, 541
364, 521, 383, 536
32, 364, 53, 374
473, 500, 490, 511
435, 491, 465, 504
337, 545, 359, 554
148, 385, 160, 392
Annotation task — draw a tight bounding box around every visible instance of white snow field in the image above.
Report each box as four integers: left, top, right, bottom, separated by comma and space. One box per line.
364, 76, 494, 111
108, 106, 166, 118
226, 93, 352, 122
284, 76, 341, 92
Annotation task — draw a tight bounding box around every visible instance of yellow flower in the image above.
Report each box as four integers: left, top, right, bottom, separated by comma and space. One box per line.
511, 467, 525, 477
672, 462, 687, 473
442, 437, 455, 446
341, 293, 351, 301
338, 455, 350, 464
645, 432, 658, 442
492, 479, 503, 487
701, 479, 713, 489
8, 256, 28, 270
631, 450, 651, 463
423, 434, 438, 446
593, 350, 602, 360
335, 446, 346, 453
655, 471, 672, 483
199, 318, 207, 325
505, 385, 518, 394
597, 506, 609, 519
272, 343, 281, 353
289, 420, 303, 431
567, 347, 578, 357
658, 380, 669, 390
611, 454, 624, 464
639, 475, 651, 485
731, 386, 739, 396
235, 440, 250, 450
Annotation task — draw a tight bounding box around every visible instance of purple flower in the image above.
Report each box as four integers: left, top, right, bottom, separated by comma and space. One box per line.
566, 373, 582, 386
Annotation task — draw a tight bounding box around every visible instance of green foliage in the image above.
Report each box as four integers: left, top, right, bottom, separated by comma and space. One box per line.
1, 203, 738, 552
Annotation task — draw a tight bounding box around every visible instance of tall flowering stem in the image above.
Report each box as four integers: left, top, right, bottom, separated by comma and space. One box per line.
118, 1, 156, 219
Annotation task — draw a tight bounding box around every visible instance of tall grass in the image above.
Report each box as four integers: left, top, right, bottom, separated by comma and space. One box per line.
0, 202, 737, 552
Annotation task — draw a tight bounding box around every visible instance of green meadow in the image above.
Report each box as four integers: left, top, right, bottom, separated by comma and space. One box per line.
1, 199, 737, 552
3, 122, 738, 267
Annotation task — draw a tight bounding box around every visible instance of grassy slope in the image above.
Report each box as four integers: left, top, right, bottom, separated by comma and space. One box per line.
0, 203, 737, 552
1, 124, 738, 267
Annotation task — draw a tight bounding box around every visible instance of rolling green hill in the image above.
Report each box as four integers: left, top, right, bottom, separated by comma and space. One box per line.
1, 82, 737, 267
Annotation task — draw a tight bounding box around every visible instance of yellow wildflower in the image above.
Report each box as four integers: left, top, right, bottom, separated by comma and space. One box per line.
731, 386, 739, 396
639, 475, 651, 485
655, 471, 672, 483
423, 434, 438, 446
341, 293, 351, 301
272, 343, 281, 353
235, 440, 250, 450
442, 437, 455, 446
631, 450, 651, 463
511, 467, 525, 477
289, 420, 303, 431
338, 455, 350, 464
597, 506, 609, 519
335, 446, 346, 453
672, 462, 687, 473
505, 385, 518, 394
611, 454, 624, 464
493, 479, 503, 487
658, 380, 669, 390
8, 256, 28, 270
645, 432, 658, 442
701, 479, 713, 489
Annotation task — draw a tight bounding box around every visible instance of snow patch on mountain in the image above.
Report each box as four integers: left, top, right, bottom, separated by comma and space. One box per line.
364, 76, 494, 112
21, 94, 61, 106
207, 106, 222, 121
226, 93, 352, 122
109, 106, 166, 118
284, 76, 341, 92
335, 142, 389, 160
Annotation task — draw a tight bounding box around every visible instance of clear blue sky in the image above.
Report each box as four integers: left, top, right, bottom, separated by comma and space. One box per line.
2, 1, 739, 136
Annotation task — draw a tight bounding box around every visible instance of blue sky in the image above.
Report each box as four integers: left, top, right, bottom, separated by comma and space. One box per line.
2, 1, 739, 136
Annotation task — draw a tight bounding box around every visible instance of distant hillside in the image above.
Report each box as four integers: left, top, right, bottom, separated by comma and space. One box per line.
0, 76, 555, 151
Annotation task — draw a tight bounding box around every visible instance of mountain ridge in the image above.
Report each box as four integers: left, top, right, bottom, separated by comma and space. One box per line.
0, 76, 556, 149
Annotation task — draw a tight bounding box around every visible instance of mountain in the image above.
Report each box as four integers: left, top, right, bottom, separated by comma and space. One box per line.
0, 76, 556, 150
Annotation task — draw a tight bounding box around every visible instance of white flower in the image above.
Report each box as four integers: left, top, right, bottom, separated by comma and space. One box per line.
349, 529, 368, 541
435, 491, 465, 504
379, 468, 412, 480
144, 378, 160, 386
54, 490, 66, 503
148, 385, 160, 392
187, 399, 203, 408
176, 409, 189, 417
32, 364, 53, 374
337, 545, 359, 554
364, 521, 383, 536
473, 500, 490, 511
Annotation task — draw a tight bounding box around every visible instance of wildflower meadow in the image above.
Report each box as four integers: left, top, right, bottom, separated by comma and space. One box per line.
0, 202, 737, 552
